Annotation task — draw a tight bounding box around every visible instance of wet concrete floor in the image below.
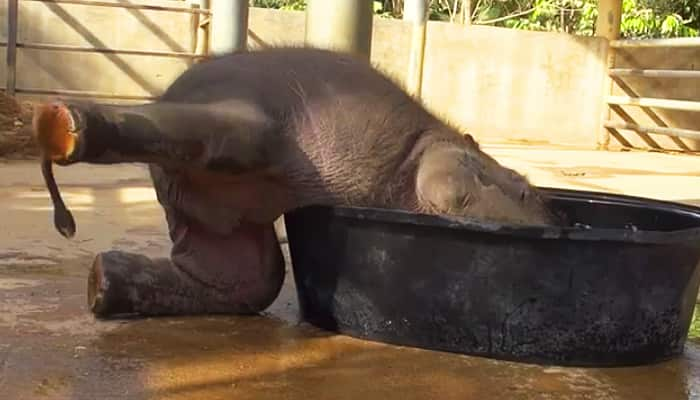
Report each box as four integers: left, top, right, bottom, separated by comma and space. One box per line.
3, 147, 700, 399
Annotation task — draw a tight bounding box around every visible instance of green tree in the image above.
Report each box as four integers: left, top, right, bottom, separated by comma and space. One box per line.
474, 0, 698, 38
620, 0, 698, 38
249, 0, 306, 10
249, 0, 699, 38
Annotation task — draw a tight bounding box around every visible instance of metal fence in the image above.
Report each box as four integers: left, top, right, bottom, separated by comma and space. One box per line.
3, 0, 212, 100
602, 37, 700, 148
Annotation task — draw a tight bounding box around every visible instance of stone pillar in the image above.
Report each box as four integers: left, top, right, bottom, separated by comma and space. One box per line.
304, 0, 374, 60
209, 0, 249, 55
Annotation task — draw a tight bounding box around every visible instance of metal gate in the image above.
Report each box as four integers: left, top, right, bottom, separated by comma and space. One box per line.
3, 0, 211, 102
601, 37, 700, 151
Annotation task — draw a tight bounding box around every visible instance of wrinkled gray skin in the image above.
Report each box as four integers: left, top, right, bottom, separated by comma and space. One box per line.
55, 47, 562, 317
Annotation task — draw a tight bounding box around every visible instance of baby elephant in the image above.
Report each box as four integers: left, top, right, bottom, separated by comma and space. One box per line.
32, 47, 562, 318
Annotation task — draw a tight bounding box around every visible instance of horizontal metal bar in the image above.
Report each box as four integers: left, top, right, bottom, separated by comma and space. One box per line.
611, 38, 700, 48
14, 87, 158, 101
22, 0, 211, 15
610, 68, 700, 79
0, 41, 203, 59
607, 95, 700, 112
604, 121, 700, 141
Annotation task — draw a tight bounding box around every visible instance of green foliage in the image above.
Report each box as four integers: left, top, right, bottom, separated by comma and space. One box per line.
487, 0, 697, 38
497, 0, 598, 35
250, 0, 699, 38
373, 1, 399, 19
620, 0, 698, 38
640, 0, 700, 31
689, 304, 700, 340
249, 0, 306, 11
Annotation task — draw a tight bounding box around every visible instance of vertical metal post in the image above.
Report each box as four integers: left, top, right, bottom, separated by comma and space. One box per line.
461, 0, 473, 25
404, 0, 428, 98
210, 0, 248, 55
595, 0, 623, 149
6, 0, 18, 96
189, 3, 201, 66
304, 0, 374, 60
192, 0, 211, 57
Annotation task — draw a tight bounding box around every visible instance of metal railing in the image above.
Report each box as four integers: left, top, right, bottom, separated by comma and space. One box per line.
603, 37, 700, 146
3, 0, 211, 100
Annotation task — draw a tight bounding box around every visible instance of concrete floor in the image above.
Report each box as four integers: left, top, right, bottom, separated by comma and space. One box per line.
3, 145, 700, 399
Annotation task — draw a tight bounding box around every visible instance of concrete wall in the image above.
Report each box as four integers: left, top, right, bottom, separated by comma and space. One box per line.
420, 23, 607, 147
607, 46, 700, 152
1, 5, 609, 147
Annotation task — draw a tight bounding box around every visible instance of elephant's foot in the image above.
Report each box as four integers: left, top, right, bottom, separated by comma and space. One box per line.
88, 249, 285, 318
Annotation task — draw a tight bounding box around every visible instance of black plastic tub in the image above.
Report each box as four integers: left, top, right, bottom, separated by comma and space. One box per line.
284, 188, 700, 367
